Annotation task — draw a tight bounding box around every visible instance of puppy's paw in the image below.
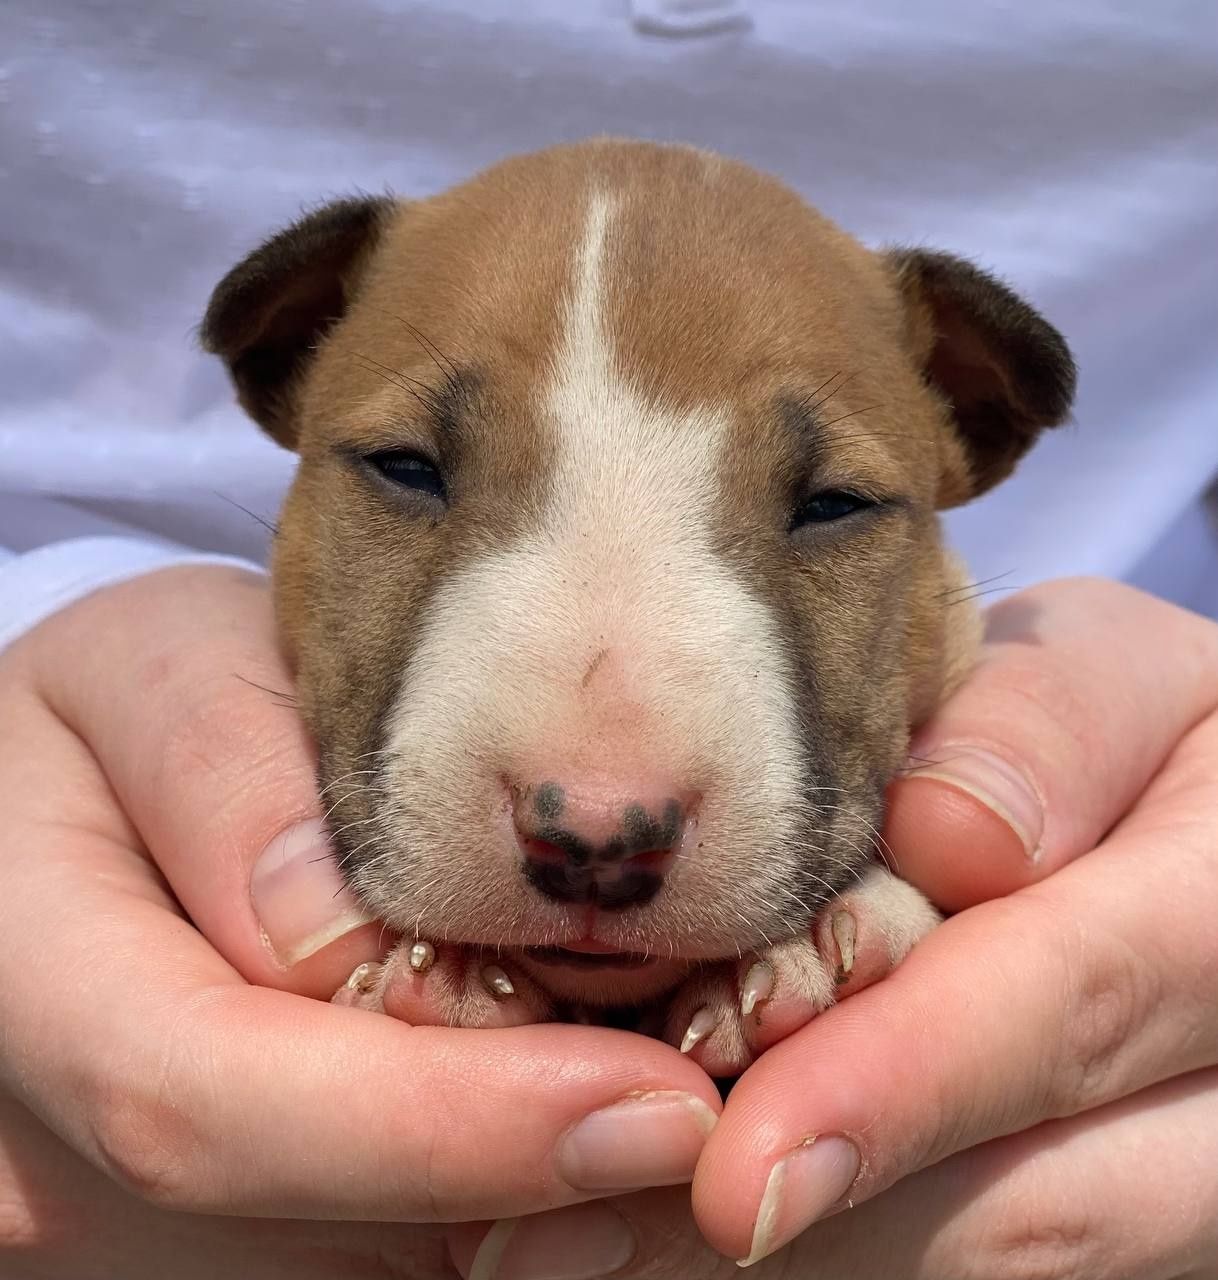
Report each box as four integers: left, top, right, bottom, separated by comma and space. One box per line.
663, 865, 940, 1076
660, 937, 837, 1077
814, 862, 942, 1001
331, 941, 551, 1029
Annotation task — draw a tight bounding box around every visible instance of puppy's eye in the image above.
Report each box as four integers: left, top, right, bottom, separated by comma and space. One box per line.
791, 490, 875, 529
367, 450, 446, 500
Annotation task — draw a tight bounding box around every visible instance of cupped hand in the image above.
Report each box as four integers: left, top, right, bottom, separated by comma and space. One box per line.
0, 565, 721, 1270
451, 578, 1218, 1279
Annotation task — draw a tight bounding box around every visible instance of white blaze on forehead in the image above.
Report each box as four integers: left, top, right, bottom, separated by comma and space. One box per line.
546, 190, 726, 568
370, 188, 810, 954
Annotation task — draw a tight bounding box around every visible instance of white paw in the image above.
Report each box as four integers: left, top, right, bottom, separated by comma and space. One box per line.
663, 865, 940, 1075
332, 939, 551, 1029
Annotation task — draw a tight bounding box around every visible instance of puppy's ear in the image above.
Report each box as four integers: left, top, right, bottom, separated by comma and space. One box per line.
201, 196, 397, 449
886, 249, 1076, 506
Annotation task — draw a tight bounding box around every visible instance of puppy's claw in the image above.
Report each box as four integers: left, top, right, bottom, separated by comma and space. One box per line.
740, 962, 774, 1018
483, 965, 516, 998
408, 940, 436, 973
680, 1006, 718, 1055
831, 910, 857, 978
344, 962, 375, 992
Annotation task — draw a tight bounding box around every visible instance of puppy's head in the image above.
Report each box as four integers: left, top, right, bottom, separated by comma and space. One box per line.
204, 141, 1073, 1002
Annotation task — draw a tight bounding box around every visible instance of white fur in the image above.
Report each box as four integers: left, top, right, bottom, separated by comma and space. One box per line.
367, 191, 811, 966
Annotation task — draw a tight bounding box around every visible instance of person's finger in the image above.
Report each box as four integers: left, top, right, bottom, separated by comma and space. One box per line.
22, 564, 385, 999
0, 1092, 457, 1280
448, 1069, 1218, 1278
885, 578, 1218, 911
0, 670, 721, 1221
690, 706, 1218, 1262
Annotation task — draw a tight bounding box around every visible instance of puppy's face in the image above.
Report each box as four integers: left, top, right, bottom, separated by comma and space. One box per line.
204, 142, 1073, 1004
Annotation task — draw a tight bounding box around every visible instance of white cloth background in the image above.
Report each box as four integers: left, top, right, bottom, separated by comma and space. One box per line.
1, 0, 1216, 628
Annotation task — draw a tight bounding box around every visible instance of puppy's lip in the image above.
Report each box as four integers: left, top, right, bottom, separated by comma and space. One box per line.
557, 936, 632, 955
523, 944, 658, 970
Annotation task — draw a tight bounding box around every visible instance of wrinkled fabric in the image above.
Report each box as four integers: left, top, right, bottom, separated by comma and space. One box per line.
1, 0, 1216, 620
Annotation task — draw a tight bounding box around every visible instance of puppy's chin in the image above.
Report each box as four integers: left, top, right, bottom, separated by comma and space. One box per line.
513, 949, 690, 1006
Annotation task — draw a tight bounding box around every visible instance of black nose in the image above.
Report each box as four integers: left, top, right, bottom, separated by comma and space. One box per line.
517, 802, 682, 909
522, 844, 668, 908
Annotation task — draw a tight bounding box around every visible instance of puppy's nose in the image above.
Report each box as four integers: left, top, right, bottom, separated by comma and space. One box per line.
512, 779, 690, 909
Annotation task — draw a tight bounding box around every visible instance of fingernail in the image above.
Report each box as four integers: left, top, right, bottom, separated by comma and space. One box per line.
558, 1090, 718, 1192
738, 1135, 860, 1267
250, 818, 373, 966
906, 745, 1044, 860
467, 1203, 636, 1280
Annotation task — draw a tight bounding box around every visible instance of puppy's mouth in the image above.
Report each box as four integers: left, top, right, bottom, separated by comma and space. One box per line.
523, 943, 657, 970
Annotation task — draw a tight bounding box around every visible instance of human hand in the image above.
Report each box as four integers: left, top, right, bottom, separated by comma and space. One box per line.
450, 578, 1218, 1279
0, 566, 722, 1276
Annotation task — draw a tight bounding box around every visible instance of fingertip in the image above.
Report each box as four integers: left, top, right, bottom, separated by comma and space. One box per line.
690, 987, 905, 1258
245, 816, 398, 997
885, 775, 1034, 911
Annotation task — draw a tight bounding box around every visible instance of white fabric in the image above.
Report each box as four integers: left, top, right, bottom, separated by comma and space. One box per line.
0, 532, 260, 653
2, 0, 1216, 641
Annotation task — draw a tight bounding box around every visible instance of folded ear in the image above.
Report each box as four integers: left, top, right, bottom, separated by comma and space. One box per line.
886, 248, 1077, 506
201, 196, 397, 449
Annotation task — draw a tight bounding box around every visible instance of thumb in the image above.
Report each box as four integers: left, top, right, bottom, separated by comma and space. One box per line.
885, 577, 1218, 911
29, 562, 384, 997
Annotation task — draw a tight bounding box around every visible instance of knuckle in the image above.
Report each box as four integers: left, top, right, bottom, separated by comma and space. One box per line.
83, 1066, 208, 1210
986, 651, 1101, 770
152, 667, 311, 843
968, 1209, 1105, 1280
1045, 912, 1161, 1114
155, 669, 261, 783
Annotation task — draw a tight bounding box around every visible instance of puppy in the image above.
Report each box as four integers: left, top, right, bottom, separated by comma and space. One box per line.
202, 140, 1074, 1076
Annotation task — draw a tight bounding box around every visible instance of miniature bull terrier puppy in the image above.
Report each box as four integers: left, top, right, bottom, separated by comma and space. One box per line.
203, 139, 1074, 1076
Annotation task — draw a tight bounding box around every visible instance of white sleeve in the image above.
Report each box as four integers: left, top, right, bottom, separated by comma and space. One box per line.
0, 536, 265, 655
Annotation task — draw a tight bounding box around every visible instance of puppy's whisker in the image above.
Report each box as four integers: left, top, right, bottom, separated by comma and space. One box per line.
232, 673, 296, 704
213, 491, 280, 537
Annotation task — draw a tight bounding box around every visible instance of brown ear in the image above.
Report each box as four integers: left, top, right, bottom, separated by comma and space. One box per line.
201, 196, 397, 448
887, 248, 1076, 505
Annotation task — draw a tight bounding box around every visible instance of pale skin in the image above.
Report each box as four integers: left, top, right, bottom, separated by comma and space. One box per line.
0, 568, 1215, 1279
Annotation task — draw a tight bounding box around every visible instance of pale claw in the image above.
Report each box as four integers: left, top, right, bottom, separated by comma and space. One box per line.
482, 965, 516, 998
344, 962, 375, 992
680, 1006, 718, 1054
831, 910, 857, 978
740, 961, 774, 1018
408, 940, 436, 973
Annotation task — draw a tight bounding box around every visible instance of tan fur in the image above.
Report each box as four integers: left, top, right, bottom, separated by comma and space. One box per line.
266, 142, 984, 802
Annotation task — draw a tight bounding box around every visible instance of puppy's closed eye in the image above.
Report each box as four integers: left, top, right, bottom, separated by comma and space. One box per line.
365, 449, 447, 501
790, 489, 880, 529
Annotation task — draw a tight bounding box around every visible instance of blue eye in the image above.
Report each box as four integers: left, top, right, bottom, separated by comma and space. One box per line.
792, 490, 874, 528
368, 450, 446, 500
